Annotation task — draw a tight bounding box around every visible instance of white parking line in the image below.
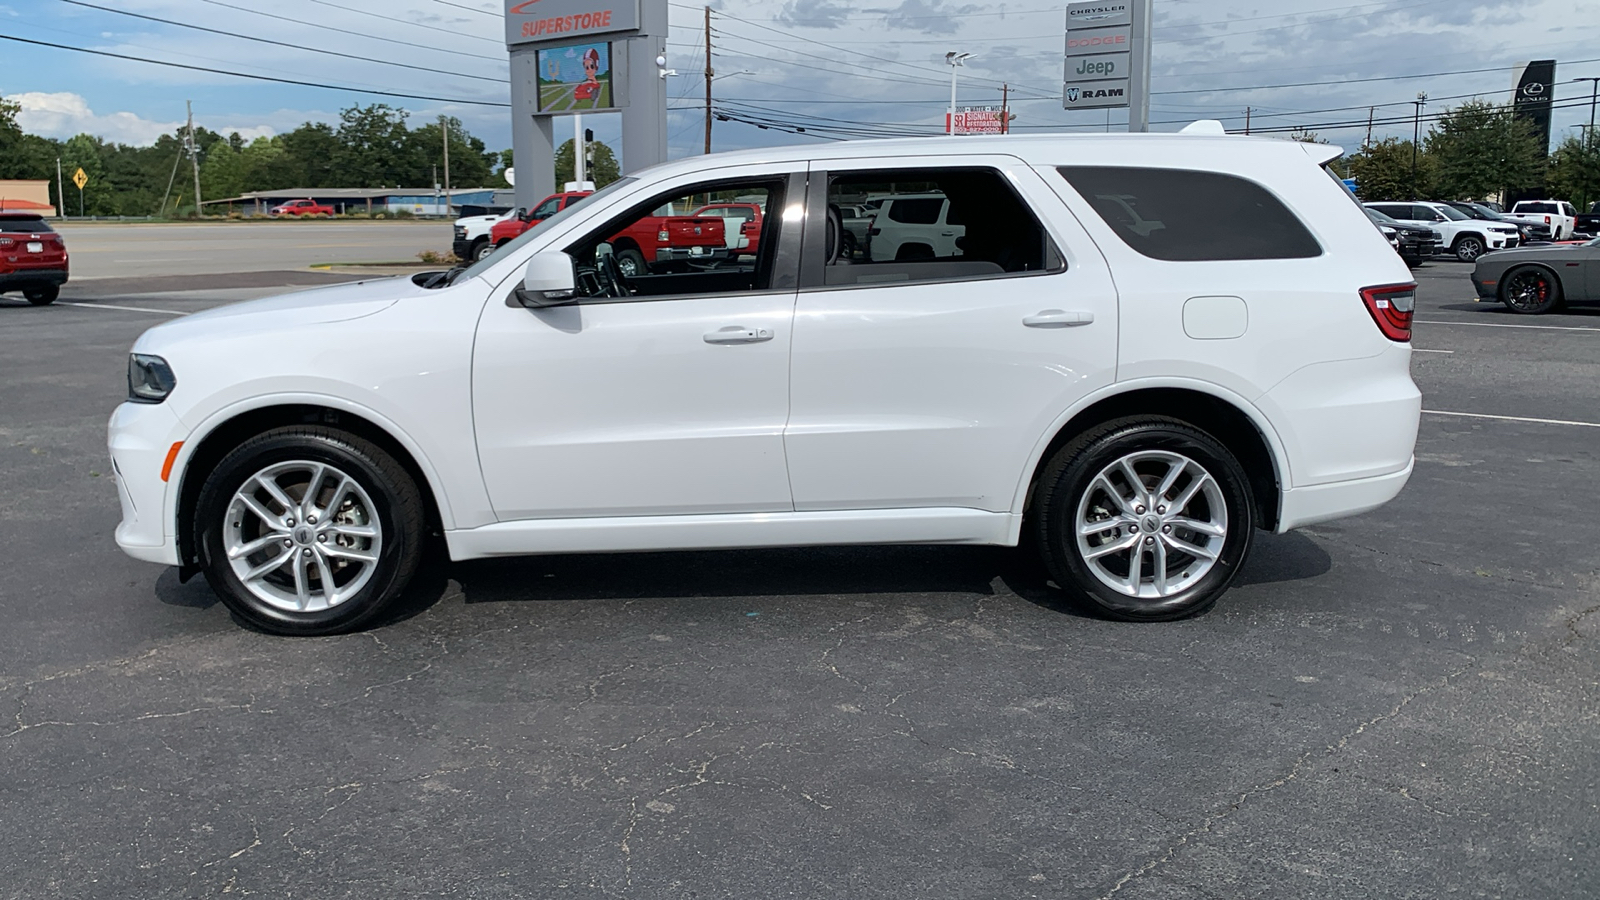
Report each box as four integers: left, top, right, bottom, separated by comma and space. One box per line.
1424, 410, 1600, 429
1412, 348, 1454, 354
1414, 319, 1600, 333
56, 302, 188, 316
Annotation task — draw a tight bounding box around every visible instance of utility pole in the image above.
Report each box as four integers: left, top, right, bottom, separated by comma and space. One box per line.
187, 100, 202, 217
1364, 106, 1375, 147
1244, 107, 1251, 135
946, 51, 973, 136
1576, 77, 1600, 139
703, 5, 713, 154
1001, 83, 1009, 134
1410, 92, 1427, 201
441, 115, 451, 216
55, 157, 64, 220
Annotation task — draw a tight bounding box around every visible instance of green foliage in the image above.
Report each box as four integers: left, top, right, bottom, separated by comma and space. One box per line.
553, 138, 621, 188
1347, 137, 1430, 201
1547, 130, 1600, 210
1425, 100, 1543, 201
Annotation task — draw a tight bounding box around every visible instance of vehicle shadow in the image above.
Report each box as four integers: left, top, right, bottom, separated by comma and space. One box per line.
378, 529, 1333, 626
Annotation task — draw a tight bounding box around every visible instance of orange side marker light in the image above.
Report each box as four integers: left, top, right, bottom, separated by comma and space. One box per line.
160, 441, 184, 482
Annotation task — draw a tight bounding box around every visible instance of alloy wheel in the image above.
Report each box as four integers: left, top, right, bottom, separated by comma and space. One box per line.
1074, 450, 1227, 600
1503, 269, 1552, 312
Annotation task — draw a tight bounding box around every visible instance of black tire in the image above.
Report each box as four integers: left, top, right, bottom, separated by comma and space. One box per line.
24, 285, 58, 305
1499, 265, 1562, 315
615, 248, 649, 278
1453, 234, 1485, 262
1032, 416, 1254, 622
195, 426, 425, 636
840, 231, 858, 260
472, 239, 494, 262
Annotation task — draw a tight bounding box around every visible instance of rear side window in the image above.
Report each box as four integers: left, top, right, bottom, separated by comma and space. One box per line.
1057, 166, 1321, 261
1519, 202, 1556, 214
887, 198, 943, 225
0, 217, 53, 233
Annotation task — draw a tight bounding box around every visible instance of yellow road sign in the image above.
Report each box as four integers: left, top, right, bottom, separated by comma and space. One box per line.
72, 167, 88, 190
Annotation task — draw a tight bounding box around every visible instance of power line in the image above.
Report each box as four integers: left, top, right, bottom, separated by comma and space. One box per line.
191, 0, 506, 62
430, 0, 499, 16
0, 33, 511, 107
298, 0, 504, 45
52, 0, 508, 84
1154, 57, 1600, 96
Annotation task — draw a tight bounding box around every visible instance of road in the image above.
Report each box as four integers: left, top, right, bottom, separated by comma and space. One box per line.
0, 260, 1596, 898
55, 221, 453, 279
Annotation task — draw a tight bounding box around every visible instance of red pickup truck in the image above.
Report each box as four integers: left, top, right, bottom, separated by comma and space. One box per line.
269, 199, 336, 217
488, 191, 593, 253
491, 195, 728, 276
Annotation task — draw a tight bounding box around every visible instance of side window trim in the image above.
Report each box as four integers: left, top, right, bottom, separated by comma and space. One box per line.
798, 164, 1066, 292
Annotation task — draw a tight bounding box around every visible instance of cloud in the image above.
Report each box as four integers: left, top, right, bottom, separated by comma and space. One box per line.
9, 92, 275, 146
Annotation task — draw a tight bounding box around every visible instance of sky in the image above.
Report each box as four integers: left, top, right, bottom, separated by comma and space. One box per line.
1, 0, 1597, 171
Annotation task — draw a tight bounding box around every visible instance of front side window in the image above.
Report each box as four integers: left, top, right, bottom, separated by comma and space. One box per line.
528, 197, 562, 220
1058, 166, 1321, 261
818, 167, 1058, 287
564, 177, 785, 300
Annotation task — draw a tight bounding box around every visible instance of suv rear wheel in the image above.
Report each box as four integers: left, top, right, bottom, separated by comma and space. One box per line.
1454, 234, 1485, 262
1033, 417, 1254, 621
24, 285, 58, 306
195, 426, 425, 635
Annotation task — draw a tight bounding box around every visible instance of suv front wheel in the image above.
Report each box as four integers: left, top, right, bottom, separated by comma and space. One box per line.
1032, 417, 1254, 621
1454, 235, 1485, 262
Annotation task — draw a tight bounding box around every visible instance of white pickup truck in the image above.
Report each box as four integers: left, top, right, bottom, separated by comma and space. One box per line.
451, 209, 517, 263
1505, 200, 1579, 241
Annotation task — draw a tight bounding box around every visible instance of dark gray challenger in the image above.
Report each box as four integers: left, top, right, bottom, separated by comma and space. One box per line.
1471, 238, 1600, 315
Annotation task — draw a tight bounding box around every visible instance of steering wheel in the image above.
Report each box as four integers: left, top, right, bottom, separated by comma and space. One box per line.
598, 250, 628, 297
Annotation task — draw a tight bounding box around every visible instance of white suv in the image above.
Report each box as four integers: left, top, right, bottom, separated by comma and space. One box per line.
110, 134, 1421, 635
1364, 201, 1520, 261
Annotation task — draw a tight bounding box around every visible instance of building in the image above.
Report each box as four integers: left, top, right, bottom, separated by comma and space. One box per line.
0, 180, 58, 216
218, 188, 507, 217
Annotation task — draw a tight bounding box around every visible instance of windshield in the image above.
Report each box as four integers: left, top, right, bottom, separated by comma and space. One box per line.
452, 177, 636, 283
1365, 208, 1399, 226
1435, 205, 1469, 221
1458, 203, 1503, 221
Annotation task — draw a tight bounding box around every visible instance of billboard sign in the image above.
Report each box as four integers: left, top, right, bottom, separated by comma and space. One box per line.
1064, 1, 1132, 110
535, 41, 617, 112
1513, 59, 1557, 156
946, 107, 1006, 134
505, 0, 640, 45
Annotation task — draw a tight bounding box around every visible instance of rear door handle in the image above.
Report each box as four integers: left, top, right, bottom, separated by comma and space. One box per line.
1023, 309, 1094, 328
704, 325, 774, 344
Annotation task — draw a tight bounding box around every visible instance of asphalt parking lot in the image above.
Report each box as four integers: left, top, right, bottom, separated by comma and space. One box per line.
2, 253, 1596, 898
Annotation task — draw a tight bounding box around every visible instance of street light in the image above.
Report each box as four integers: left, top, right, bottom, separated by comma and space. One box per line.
946, 51, 974, 136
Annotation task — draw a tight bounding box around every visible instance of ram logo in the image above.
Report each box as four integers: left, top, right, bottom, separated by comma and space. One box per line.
1065, 87, 1082, 103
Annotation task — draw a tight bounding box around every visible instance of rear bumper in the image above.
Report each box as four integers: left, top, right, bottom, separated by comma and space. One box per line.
1277, 458, 1414, 532
0, 268, 68, 290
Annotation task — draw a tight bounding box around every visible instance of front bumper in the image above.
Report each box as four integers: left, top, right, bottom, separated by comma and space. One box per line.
452, 238, 478, 259
1471, 273, 1498, 301
108, 401, 186, 566
0, 268, 69, 290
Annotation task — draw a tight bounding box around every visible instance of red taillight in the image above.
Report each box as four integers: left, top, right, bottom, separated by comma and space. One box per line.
1544, 215, 1551, 225
0, 237, 12, 248
1361, 283, 1416, 342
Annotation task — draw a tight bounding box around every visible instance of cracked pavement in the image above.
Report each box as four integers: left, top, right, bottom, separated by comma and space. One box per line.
1, 262, 1597, 897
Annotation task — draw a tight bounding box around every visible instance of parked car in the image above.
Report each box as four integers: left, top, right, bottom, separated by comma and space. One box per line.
1444, 200, 1546, 243
452, 208, 516, 262
1365, 208, 1437, 267
1471, 236, 1600, 314
1363, 201, 1519, 261
868, 193, 964, 261
110, 133, 1421, 635
1505, 200, 1579, 241
690, 202, 764, 258
1576, 201, 1600, 238
0, 212, 68, 305
487, 191, 592, 254
269, 199, 336, 217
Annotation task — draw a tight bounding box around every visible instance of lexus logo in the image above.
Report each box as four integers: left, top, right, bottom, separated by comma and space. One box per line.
1065, 87, 1081, 102
1522, 82, 1546, 96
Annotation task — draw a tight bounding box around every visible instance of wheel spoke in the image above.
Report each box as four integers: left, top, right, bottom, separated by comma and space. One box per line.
320, 543, 378, 563
1117, 458, 1146, 506
254, 476, 298, 516
325, 522, 378, 539
1151, 536, 1168, 595
292, 554, 311, 610
300, 464, 326, 517
1093, 474, 1136, 516
1079, 516, 1135, 537
1154, 458, 1186, 502
1169, 474, 1212, 516
227, 534, 283, 561
1162, 533, 1217, 561
1169, 515, 1226, 537
242, 547, 292, 581
237, 494, 288, 531
323, 476, 355, 520
1124, 541, 1144, 593
313, 550, 339, 605
1084, 533, 1139, 560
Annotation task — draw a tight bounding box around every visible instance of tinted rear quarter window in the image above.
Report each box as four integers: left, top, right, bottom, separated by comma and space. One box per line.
1058, 166, 1320, 261
887, 198, 944, 225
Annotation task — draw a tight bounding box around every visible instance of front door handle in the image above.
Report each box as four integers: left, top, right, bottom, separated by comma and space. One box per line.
1023, 309, 1094, 328
704, 325, 774, 344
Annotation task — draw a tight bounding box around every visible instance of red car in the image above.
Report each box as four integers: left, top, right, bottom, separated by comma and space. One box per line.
269, 199, 335, 217
489, 191, 593, 250
0, 212, 68, 306
691, 202, 764, 259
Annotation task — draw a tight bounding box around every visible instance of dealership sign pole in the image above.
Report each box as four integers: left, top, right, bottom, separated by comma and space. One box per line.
504, 0, 668, 210
1062, 1, 1151, 130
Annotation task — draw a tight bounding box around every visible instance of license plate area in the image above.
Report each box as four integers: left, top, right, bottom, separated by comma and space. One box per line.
26, 242, 43, 253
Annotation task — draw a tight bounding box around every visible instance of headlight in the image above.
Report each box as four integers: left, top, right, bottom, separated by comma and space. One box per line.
128, 354, 177, 403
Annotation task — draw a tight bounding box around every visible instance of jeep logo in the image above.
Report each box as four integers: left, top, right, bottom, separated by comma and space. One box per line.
1074, 58, 1118, 77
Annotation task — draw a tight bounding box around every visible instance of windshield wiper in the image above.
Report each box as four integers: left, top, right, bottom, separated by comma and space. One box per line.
421, 265, 468, 289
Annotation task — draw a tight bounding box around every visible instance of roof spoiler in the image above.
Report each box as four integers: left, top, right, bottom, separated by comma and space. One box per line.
1301, 143, 1344, 165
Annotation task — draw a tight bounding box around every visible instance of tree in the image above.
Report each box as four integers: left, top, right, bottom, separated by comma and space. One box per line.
1425, 100, 1542, 201
332, 104, 412, 188
1347, 137, 1429, 202
1547, 130, 1600, 211
553, 138, 620, 188
199, 139, 248, 205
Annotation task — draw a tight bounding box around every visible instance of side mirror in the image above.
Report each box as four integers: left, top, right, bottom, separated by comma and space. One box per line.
513, 251, 578, 308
